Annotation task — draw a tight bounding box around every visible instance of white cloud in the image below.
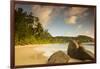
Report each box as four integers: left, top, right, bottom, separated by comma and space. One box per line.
65, 7, 88, 24
32, 5, 54, 28
68, 7, 88, 16
32, 5, 67, 28
66, 16, 78, 24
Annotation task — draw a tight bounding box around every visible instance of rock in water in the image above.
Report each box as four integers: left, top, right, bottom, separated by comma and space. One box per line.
47, 51, 69, 64
67, 40, 94, 61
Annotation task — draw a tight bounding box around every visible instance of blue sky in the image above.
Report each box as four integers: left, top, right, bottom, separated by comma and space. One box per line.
15, 4, 95, 38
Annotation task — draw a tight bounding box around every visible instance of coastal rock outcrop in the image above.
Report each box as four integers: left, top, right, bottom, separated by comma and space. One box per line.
47, 51, 69, 64
67, 40, 94, 61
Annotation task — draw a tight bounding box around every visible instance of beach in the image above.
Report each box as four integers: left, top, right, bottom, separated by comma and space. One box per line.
15, 44, 94, 66
15, 45, 48, 66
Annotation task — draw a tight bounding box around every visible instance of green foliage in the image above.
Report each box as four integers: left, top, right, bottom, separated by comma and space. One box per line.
77, 35, 94, 43
15, 8, 52, 45
15, 8, 94, 45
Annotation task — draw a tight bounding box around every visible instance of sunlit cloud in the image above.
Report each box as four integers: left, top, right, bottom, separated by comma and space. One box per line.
32, 5, 54, 28
68, 7, 88, 16
32, 5, 67, 28
65, 7, 88, 24
65, 16, 78, 24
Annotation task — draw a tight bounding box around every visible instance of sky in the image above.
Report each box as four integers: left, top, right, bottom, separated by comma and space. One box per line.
15, 4, 95, 38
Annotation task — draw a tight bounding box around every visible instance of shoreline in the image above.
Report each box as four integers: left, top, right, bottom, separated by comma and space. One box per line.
15, 44, 94, 66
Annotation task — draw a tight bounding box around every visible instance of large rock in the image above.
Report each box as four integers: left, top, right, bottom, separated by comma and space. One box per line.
47, 51, 69, 64
67, 40, 94, 61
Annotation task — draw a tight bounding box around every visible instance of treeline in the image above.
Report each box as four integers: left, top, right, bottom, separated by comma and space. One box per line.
15, 8, 94, 45
15, 8, 52, 45
54, 35, 94, 43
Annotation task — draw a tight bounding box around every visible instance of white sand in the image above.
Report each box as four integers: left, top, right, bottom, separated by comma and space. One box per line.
15, 45, 48, 66
15, 44, 93, 66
